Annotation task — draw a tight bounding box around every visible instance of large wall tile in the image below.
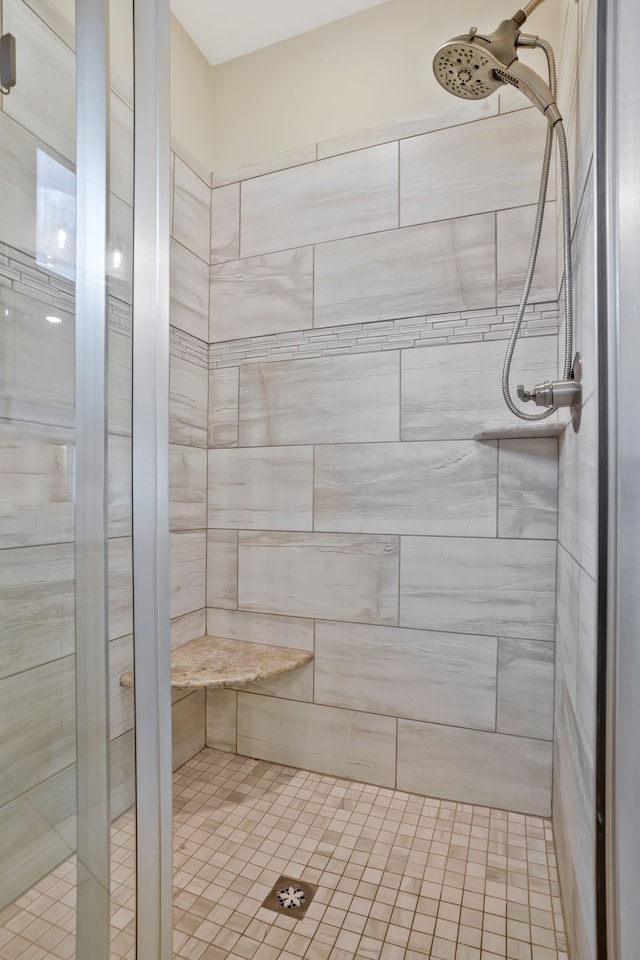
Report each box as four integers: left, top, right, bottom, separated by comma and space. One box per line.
238, 531, 399, 624
108, 195, 134, 304
170, 239, 210, 342
108, 536, 133, 641
3, 0, 75, 162
108, 433, 132, 538
397, 720, 552, 815
212, 141, 317, 189
558, 394, 596, 578
0, 543, 74, 680
239, 352, 400, 446
316, 99, 497, 160
210, 247, 313, 342
108, 326, 132, 437
169, 353, 208, 447
171, 609, 206, 651
208, 446, 313, 530
314, 440, 497, 537
555, 543, 580, 702
241, 143, 399, 258
207, 531, 238, 611
314, 214, 496, 328
400, 536, 556, 640
497, 203, 558, 306
498, 438, 558, 539
170, 445, 207, 532
497, 638, 555, 740
172, 691, 206, 771
241, 661, 314, 703
109, 634, 134, 740
0, 765, 76, 911
170, 530, 206, 621
172, 157, 211, 263
0, 421, 73, 547
0, 289, 74, 428
401, 109, 553, 227
0, 655, 75, 806
211, 183, 240, 264
237, 694, 396, 787
110, 92, 134, 205
206, 689, 237, 752
401, 336, 559, 440
206, 608, 314, 652
209, 366, 239, 448
315, 621, 497, 731
110, 730, 135, 820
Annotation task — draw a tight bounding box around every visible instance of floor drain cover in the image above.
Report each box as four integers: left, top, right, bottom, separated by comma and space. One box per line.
261, 875, 317, 919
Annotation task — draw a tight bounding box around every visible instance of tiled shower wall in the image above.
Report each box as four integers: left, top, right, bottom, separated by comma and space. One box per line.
552, 0, 598, 956
204, 96, 564, 818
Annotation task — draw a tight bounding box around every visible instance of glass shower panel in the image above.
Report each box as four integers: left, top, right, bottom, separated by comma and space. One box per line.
107, 0, 136, 954
0, 0, 135, 955
0, 0, 79, 949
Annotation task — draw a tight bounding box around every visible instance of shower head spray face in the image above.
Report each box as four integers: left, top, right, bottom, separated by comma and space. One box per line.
432, 39, 504, 100
432, 16, 561, 125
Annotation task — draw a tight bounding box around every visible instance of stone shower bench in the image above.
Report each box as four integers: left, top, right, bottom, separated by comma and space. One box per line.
120, 635, 313, 691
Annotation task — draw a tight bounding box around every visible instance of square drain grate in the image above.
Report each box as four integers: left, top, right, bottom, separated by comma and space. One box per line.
261, 875, 318, 920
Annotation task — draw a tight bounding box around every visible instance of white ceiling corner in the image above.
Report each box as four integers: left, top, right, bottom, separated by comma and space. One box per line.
170, 0, 391, 66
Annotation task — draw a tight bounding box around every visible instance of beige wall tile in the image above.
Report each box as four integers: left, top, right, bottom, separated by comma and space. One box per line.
170, 353, 208, 448
170, 530, 206, 621
238, 531, 399, 625
172, 691, 206, 771
237, 694, 397, 787
206, 689, 237, 752
397, 719, 552, 815
315, 621, 497, 731
209, 366, 239, 448
314, 214, 496, 328
400, 536, 556, 641
498, 438, 558, 540
314, 440, 497, 537
170, 444, 207, 532
239, 352, 400, 446
210, 247, 313, 342
211, 183, 240, 264
170, 239, 210, 341
208, 446, 313, 530
206, 530, 238, 611
0, 543, 74, 680
172, 156, 211, 262
241, 143, 398, 257
401, 109, 553, 227
206, 608, 314, 651
401, 336, 560, 440
497, 638, 554, 740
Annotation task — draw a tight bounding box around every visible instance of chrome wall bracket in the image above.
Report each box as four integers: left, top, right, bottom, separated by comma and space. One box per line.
518, 351, 583, 431
0, 34, 16, 95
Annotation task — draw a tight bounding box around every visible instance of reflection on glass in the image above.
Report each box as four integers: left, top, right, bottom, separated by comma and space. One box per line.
36, 148, 76, 280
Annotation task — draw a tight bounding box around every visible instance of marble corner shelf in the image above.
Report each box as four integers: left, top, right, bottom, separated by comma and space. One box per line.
120, 635, 313, 691
473, 420, 568, 441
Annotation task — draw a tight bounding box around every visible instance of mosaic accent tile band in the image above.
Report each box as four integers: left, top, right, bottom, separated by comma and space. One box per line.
209, 303, 559, 369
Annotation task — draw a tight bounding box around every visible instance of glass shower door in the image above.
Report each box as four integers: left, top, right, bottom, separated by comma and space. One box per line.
0, 0, 82, 950
0, 0, 136, 955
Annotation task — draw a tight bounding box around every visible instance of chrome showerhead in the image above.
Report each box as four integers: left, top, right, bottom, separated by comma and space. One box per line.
432, 12, 561, 125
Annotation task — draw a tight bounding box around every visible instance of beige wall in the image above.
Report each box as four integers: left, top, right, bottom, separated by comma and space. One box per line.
209, 0, 563, 175
171, 14, 214, 180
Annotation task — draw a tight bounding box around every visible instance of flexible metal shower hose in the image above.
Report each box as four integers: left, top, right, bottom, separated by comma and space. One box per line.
502, 37, 574, 420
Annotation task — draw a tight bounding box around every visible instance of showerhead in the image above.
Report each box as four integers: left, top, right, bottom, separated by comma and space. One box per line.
432, 12, 561, 125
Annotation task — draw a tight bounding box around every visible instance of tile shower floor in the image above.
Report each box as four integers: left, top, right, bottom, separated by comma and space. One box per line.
0, 748, 568, 960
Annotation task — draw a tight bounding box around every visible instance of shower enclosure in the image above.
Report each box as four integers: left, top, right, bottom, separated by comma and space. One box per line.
0, 0, 171, 956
